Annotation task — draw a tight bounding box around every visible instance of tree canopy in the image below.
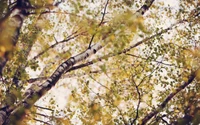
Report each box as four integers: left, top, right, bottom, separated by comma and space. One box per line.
0, 0, 199, 125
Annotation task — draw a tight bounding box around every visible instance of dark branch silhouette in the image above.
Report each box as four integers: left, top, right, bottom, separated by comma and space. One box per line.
140, 69, 198, 125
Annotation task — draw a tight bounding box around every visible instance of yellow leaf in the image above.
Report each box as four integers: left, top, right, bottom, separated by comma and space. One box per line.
113, 99, 121, 106
56, 118, 71, 125
62, 119, 71, 125
102, 113, 112, 125
183, 77, 188, 82
92, 103, 100, 111
94, 112, 101, 121
80, 117, 88, 124
174, 109, 179, 113
196, 69, 200, 81
0, 46, 6, 57
110, 34, 115, 41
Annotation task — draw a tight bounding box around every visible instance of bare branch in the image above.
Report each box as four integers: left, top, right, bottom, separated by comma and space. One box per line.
33, 118, 51, 125
35, 112, 52, 118
34, 105, 54, 112
125, 53, 176, 67
130, 77, 141, 125
99, 0, 109, 26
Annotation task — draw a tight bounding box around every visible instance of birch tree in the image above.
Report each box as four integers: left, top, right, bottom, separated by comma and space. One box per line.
0, 0, 199, 125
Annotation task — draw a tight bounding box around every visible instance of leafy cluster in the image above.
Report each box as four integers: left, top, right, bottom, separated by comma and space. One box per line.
0, 0, 199, 125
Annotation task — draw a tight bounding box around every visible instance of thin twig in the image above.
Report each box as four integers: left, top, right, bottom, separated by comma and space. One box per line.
130, 77, 141, 125
31, 31, 85, 60
33, 118, 51, 125
88, 0, 109, 48
140, 70, 197, 125
160, 117, 170, 125
89, 75, 110, 90
35, 112, 51, 118
34, 105, 54, 112
99, 0, 109, 26
125, 53, 175, 67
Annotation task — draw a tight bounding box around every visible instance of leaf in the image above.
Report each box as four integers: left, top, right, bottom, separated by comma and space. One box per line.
183, 77, 188, 82
92, 103, 100, 111
196, 69, 200, 81
100, 64, 107, 73
94, 112, 101, 121
55, 117, 71, 125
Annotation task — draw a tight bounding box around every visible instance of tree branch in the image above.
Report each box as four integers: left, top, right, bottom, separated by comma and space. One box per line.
88, 0, 109, 48
140, 69, 198, 125
130, 77, 141, 125
136, 0, 155, 15
33, 118, 51, 125
68, 18, 189, 72
31, 31, 85, 60
0, 0, 31, 75
125, 53, 176, 67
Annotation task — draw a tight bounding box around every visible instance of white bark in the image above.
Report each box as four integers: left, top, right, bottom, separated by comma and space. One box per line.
0, 8, 26, 74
